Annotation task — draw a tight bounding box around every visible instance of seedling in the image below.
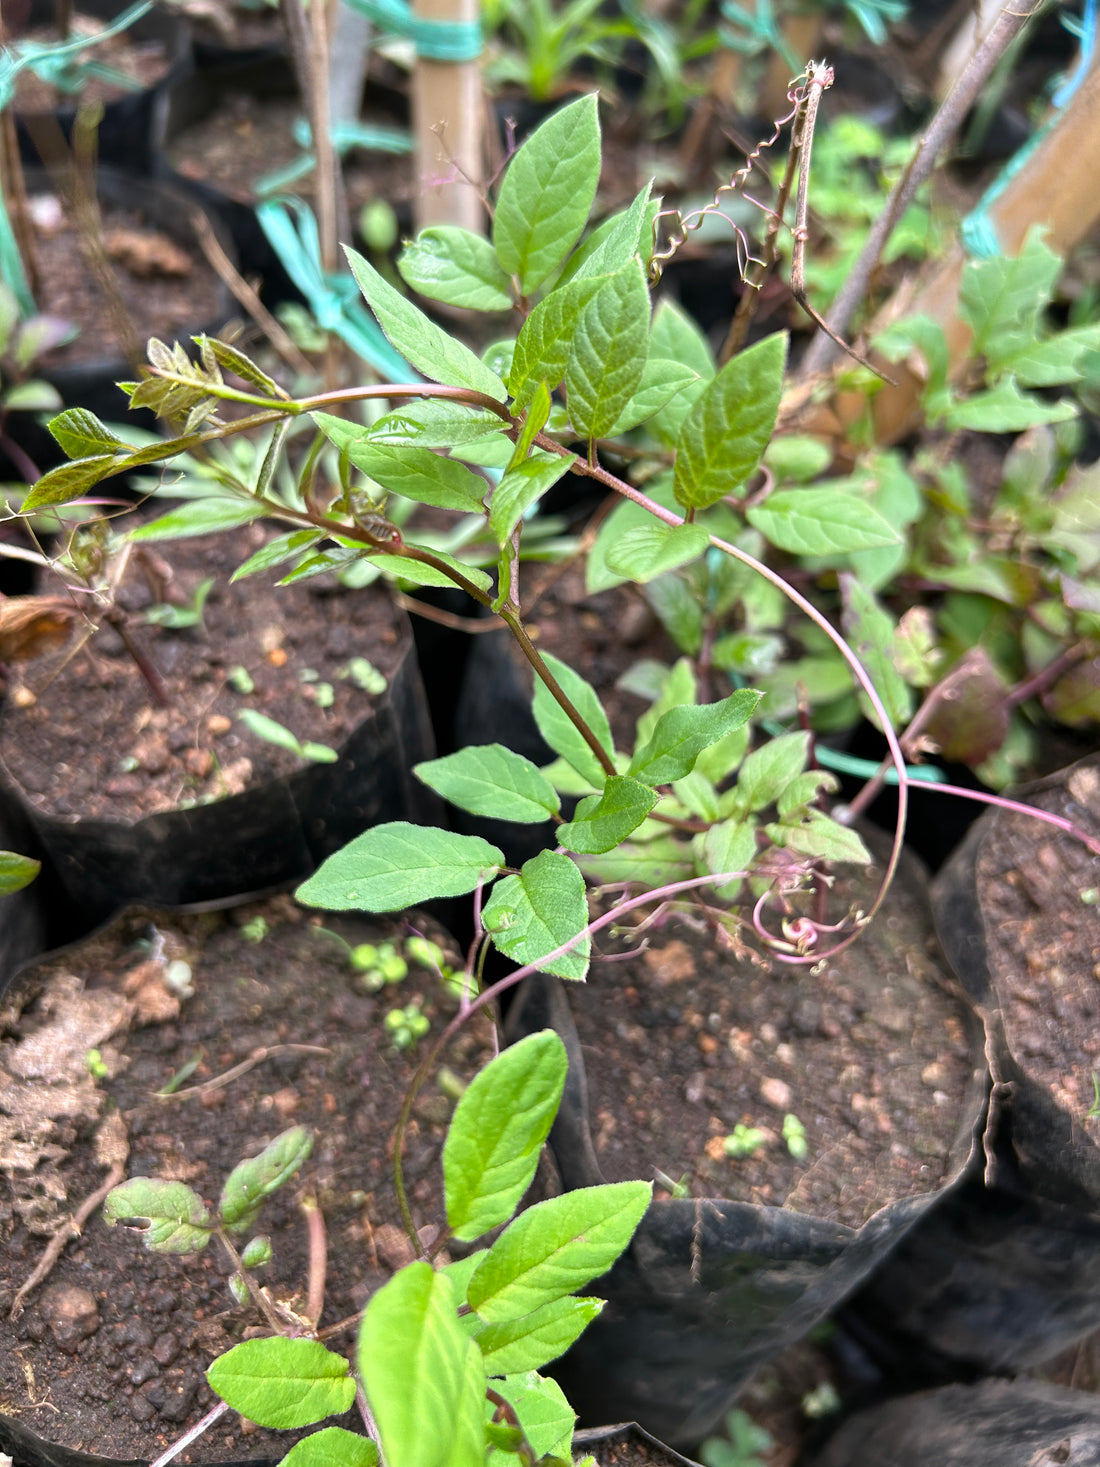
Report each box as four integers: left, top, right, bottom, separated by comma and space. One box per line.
238, 709, 339, 766
384, 1001, 430, 1051
144, 576, 214, 630
782, 1113, 808, 1160
700, 1407, 774, 1467
241, 916, 270, 944
723, 1125, 767, 1159
228, 665, 257, 695
1087, 1075, 1100, 1120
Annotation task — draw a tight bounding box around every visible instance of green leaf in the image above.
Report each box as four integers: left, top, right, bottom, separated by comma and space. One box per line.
767, 812, 872, 865
608, 357, 703, 435
370, 552, 493, 595
398, 227, 514, 310
943, 379, 1077, 432
565, 183, 653, 283
693, 724, 751, 784
278, 1427, 378, 1467
531, 652, 614, 787
344, 246, 508, 402
557, 775, 659, 854
839, 573, 913, 729
510, 380, 552, 466
102, 1178, 214, 1254
367, 401, 507, 448
447, 1335, 488, 1467
734, 732, 810, 814
444, 1030, 568, 1241
415, 745, 560, 824
489, 1373, 574, 1465
200, 336, 282, 397
0, 851, 40, 895
359, 1264, 483, 1467
128, 497, 266, 541
482, 850, 590, 981
490, 451, 572, 545
467, 1181, 651, 1322
650, 298, 714, 380
493, 94, 601, 293
314, 415, 488, 511
508, 274, 605, 410
747, 488, 901, 555
628, 690, 760, 784
47, 407, 128, 459
673, 333, 786, 509
565, 260, 651, 440
697, 818, 757, 897
296, 823, 504, 912
22, 454, 121, 509
207, 1337, 355, 1430
219, 1126, 313, 1233
959, 231, 1061, 366
4, 380, 61, 412
476, 1296, 603, 1375
764, 435, 832, 483
576, 835, 694, 887
231, 530, 322, 581
603, 522, 709, 582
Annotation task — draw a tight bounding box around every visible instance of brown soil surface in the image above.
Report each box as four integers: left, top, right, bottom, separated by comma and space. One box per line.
977, 757, 1100, 1125
569, 845, 980, 1229
0, 894, 495, 1463
0, 522, 409, 821
12, 14, 174, 113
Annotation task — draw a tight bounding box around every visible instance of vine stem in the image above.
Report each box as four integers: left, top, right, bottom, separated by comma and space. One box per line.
147, 1400, 230, 1467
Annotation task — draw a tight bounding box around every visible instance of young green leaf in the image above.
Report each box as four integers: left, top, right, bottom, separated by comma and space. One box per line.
565, 259, 651, 440
489, 1373, 575, 1463
475, 1295, 603, 1375
102, 1178, 214, 1254
207, 1337, 355, 1429
444, 1030, 568, 1241
296, 823, 504, 912
367, 400, 506, 448
839, 573, 913, 729
128, 497, 267, 541
531, 652, 614, 786
607, 357, 702, 435
576, 836, 694, 887
358, 1263, 484, 1467
958, 231, 1061, 367
467, 1181, 652, 1322
557, 775, 659, 855
415, 745, 560, 824
566, 182, 654, 283
200, 336, 283, 398
734, 731, 810, 815
766, 812, 872, 865
278, 1426, 379, 1467
314, 415, 488, 511
673, 333, 786, 510
746, 488, 901, 555
370, 552, 493, 596
493, 94, 601, 293
344, 246, 508, 402
398, 226, 514, 311
628, 690, 760, 785
507, 274, 605, 411
489, 451, 573, 546
510, 380, 552, 465
48, 407, 129, 460
482, 850, 590, 981
219, 1127, 313, 1234
22, 454, 122, 509
942, 380, 1076, 433
231, 530, 323, 581
696, 817, 757, 897
0, 851, 40, 895
603, 522, 709, 582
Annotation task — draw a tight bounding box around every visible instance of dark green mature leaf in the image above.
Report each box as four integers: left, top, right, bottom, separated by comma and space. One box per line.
482, 849, 590, 980
444, 1031, 568, 1241
48, 407, 128, 460
103, 1178, 214, 1254
508, 274, 605, 411
128, 497, 267, 541
22, 454, 120, 509
314, 414, 488, 510
219, 1127, 313, 1233
345, 246, 508, 402
415, 745, 560, 824
0, 851, 39, 894
673, 333, 786, 509
358, 1264, 483, 1467
489, 451, 572, 546
278, 1427, 378, 1467
296, 823, 504, 912
629, 690, 760, 785
565, 260, 650, 440
475, 1296, 603, 1375
746, 489, 901, 554
467, 1181, 652, 1322
207, 1338, 355, 1429
531, 652, 614, 786
398, 227, 514, 310
557, 776, 659, 855
604, 522, 708, 582
493, 94, 601, 293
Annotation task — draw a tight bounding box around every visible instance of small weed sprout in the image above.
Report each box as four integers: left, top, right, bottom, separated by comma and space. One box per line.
383, 1001, 430, 1050
782, 1113, 808, 1160
724, 1125, 767, 1159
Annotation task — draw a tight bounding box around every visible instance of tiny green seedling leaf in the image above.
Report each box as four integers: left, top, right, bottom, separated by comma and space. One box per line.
238, 709, 338, 764
467, 1181, 652, 1322
207, 1337, 356, 1429
746, 489, 901, 555
278, 1426, 379, 1467
297, 824, 504, 912
475, 1295, 603, 1375
531, 652, 614, 787
219, 1126, 313, 1234
415, 745, 561, 823
444, 1030, 568, 1241
557, 775, 659, 855
482, 850, 590, 980
628, 690, 760, 785
102, 1178, 214, 1254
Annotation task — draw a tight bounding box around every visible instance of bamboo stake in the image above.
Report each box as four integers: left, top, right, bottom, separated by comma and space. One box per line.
412, 0, 482, 233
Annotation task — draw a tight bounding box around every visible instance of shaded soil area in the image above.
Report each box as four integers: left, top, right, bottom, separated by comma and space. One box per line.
977, 757, 1100, 1124
0, 523, 408, 821
12, 13, 175, 113
0, 895, 495, 1463
569, 846, 980, 1229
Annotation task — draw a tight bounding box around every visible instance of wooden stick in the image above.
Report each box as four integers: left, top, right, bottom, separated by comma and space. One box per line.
412, 0, 483, 233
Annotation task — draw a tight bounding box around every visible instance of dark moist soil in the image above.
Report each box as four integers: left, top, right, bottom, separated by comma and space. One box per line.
0, 522, 408, 821
27, 187, 226, 371
0, 894, 497, 1464
976, 757, 1100, 1123
569, 844, 980, 1229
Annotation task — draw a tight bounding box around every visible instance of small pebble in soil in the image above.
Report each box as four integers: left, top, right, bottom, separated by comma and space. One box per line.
40, 1284, 99, 1351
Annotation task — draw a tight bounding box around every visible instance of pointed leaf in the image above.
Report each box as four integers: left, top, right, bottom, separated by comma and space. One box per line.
508, 274, 605, 410
608, 357, 702, 435
103, 1178, 214, 1254
296, 823, 504, 912
767, 812, 872, 865
475, 1296, 603, 1375
557, 775, 659, 855
369, 551, 492, 595
231, 530, 322, 581
565, 260, 651, 440
0, 851, 40, 894
490, 451, 572, 545
674, 333, 786, 509
207, 1337, 355, 1429
568, 182, 654, 281
200, 336, 282, 397
697, 817, 757, 897
415, 745, 560, 824
398, 226, 514, 310
493, 95, 601, 293
47, 409, 128, 460
531, 652, 614, 787
128, 497, 266, 540
489, 1374, 574, 1463
628, 690, 760, 784
482, 849, 590, 980
314, 414, 488, 510
368, 400, 506, 448
746, 489, 901, 554
734, 731, 810, 814
943, 380, 1076, 432
444, 1031, 568, 1241
603, 522, 709, 582
576, 836, 694, 887
219, 1126, 313, 1233
22, 454, 120, 509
